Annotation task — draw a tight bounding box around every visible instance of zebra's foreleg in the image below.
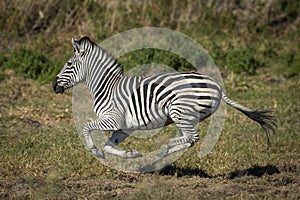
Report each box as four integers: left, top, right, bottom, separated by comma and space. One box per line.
83, 118, 123, 159
104, 131, 143, 158
83, 125, 105, 158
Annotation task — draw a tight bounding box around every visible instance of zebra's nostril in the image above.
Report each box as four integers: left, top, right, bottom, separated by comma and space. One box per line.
52, 77, 65, 94
55, 85, 65, 94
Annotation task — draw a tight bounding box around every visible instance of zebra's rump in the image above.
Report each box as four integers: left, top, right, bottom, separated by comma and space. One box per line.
115, 72, 222, 130
155, 72, 222, 124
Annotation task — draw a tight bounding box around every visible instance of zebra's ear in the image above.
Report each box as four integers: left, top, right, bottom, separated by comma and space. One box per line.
72, 38, 81, 53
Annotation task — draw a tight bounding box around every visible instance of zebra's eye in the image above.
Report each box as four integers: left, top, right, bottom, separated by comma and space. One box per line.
67, 61, 72, 66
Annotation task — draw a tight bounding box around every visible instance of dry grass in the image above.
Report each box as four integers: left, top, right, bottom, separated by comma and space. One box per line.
0, 68, 299, 199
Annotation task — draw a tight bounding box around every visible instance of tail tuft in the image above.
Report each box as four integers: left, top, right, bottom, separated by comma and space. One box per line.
238, 109, 277, 145
222, 92, 277, 145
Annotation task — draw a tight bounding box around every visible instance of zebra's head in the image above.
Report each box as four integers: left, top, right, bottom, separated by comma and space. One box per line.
52, 37, 90, 94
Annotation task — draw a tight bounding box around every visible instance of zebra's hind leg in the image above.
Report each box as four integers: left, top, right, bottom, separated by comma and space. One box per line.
167, 127, 198, 155
104, 131, 143, 159
153, 127, 199, 164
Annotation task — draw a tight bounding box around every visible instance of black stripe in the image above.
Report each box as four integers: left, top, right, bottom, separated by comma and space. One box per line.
143, 83, 152, 124
169, 82, 220, 92
189, 82, 220, 91
136, 86, 147, 126
120, 79, 133, 116
94, 69, 110, 105
94, 75, 119, 112
157, 90, 172, 103
161, 93, 176, 109
149, 83, 158, 105
131, 90, 140, 126
147, 82, 167, 123
174, 94, 217, 100
171, 108, 183, 115
182, 74, 205, 80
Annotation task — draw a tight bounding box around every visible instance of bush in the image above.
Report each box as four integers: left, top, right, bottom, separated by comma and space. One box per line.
224, 48, 261, 75
119, 49, 195, 73
210, 43, 261, 75
284, 51, 300, 78
0, 47, 61, 84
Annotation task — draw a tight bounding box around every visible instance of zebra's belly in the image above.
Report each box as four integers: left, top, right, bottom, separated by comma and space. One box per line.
123, 106, 171, 130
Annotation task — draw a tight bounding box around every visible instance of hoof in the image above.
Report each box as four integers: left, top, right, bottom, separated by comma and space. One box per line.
151, 145, 169, 164
104, 145, 142, 159
124, 150, 143, 158
90, 147, 105, 159
151, 143, 191, 164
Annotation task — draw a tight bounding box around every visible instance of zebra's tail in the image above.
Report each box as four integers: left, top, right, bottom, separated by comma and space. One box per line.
221, 92, 277, 145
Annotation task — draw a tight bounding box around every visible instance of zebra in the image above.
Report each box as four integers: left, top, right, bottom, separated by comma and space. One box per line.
52, 36, 276, 159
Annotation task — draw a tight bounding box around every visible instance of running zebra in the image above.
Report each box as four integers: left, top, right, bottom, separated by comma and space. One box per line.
52, 36, 276, 159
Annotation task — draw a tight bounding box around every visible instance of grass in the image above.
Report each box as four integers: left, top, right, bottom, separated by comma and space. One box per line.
0, 65, 299, 199
0, 0, 300, 198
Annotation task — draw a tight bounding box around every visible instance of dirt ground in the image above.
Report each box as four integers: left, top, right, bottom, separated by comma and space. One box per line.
2, 164, 299, 199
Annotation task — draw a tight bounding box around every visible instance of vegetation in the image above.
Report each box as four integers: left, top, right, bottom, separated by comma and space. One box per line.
1, 0, 300, 78
0, 47, 62, 83
0, 0, 299, 199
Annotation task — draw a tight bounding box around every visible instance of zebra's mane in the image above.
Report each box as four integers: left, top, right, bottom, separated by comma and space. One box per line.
77, 36, 97, 47
78, 36, 124, 76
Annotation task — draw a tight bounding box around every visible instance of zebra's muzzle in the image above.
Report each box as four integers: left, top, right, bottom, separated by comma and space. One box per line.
52, 77, 65, 94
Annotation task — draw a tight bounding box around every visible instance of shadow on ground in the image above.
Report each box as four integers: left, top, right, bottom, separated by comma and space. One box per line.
159, 165, 212, 178
158, 164, 280, 179
228, 165, 280, 179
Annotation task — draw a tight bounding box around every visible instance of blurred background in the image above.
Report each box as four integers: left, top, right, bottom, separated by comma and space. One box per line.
0, 0, 299, 199
0, 0, 299, 81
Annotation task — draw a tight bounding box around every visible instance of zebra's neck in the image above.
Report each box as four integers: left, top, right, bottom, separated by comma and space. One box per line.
85, 47, 124, 114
